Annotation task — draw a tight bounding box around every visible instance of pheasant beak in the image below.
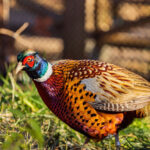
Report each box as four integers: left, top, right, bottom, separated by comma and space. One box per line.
16, 62, 25, 74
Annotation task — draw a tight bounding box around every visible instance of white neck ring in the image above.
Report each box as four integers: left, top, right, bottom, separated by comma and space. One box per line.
34, 63, 52, 82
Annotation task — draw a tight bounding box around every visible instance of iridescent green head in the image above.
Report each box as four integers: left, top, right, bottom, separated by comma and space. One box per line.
16, 50, 52, 82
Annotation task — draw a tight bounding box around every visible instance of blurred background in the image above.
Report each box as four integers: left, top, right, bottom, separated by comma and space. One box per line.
0, 1, 150, 149
1, 0, 150, 79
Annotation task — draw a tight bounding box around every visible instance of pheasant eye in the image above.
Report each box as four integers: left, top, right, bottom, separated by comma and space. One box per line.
27, 57, 32, 62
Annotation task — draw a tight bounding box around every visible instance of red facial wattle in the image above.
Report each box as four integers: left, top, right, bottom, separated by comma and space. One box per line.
27, 61, 34, 67
22, 56, 34, 67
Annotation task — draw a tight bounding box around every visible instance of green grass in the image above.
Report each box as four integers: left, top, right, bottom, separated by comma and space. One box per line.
0, 65, 150, 150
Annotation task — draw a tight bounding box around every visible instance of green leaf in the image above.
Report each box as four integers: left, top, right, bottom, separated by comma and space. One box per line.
25, 119, 44, 148
2, 133, 24, 150
9, 108, 24, 118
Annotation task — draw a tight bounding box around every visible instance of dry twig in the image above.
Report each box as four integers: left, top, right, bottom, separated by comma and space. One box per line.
0, 22, 33, 48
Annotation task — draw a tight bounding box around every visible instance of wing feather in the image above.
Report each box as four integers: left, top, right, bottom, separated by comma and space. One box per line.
81, 64, 150, 112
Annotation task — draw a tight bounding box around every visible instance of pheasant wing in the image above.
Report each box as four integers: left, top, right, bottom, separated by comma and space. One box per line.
80, 63, 150, 112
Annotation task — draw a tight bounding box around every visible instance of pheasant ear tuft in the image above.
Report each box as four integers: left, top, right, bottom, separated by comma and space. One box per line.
17, 51, 25, 62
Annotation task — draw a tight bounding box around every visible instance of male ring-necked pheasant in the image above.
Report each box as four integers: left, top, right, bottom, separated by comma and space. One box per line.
16, 50, 150, 149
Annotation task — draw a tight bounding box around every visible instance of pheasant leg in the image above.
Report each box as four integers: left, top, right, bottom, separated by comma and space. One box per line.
115, 132, 120, 150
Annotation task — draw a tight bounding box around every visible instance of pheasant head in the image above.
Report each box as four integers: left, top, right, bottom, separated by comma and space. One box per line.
16, 50, 53, 82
